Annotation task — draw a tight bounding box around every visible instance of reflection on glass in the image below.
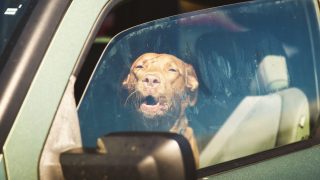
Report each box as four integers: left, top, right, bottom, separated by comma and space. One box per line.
78, 0, 320, 168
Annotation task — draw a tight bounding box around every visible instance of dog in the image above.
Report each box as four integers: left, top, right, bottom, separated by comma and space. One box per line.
122, 53, 199, 166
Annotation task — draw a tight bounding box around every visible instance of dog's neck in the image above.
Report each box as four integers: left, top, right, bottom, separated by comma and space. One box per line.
170, 115, 189, 135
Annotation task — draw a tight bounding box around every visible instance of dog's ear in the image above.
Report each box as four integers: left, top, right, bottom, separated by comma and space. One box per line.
185, 64, 199, 106
122, 73, 135, 90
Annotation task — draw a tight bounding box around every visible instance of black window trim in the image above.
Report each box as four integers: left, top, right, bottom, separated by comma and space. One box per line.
198, 135, 320, 178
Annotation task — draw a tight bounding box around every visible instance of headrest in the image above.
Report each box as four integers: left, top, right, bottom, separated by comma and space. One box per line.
257, 55, 289, 93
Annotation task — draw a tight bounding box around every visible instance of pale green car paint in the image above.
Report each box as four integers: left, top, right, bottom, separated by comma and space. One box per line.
3, 0, 111, 179
0, 155, 6, 180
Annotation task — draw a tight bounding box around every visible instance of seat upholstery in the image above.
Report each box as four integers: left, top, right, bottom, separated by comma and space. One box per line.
200, 55, 310, 167
275, 88, 310, 146
200, 94, 282, 167
257, 55, 310, 146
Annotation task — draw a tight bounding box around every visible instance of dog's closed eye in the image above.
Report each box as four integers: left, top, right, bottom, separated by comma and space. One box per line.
168, 68, 177, 72
135, 65, 144, 69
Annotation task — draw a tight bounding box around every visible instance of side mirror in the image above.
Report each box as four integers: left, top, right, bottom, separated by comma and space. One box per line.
60, 132, 196, 180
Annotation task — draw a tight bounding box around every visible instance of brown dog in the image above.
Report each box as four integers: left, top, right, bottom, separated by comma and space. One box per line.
122, 53, 199, 166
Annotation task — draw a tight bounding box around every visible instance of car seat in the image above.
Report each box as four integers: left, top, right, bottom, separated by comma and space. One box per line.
256, 55, 310, 146
199, 55, 310, 167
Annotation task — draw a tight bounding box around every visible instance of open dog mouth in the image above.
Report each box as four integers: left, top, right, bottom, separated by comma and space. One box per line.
145, 96, 158, 105
140, 95, 168, 117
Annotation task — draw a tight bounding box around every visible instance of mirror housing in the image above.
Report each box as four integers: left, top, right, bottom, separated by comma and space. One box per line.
60, 132, 196, 180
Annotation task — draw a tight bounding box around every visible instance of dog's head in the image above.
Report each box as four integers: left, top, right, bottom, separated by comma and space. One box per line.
122, 53, 198, 129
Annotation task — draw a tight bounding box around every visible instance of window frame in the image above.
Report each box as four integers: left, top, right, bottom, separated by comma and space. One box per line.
75, 0, 320, 178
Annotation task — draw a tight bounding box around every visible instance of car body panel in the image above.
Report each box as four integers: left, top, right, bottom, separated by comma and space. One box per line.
3, 0, 111, 179
207, 145, 320, 179
0, 0, 71, 153
0, 155, 6, 179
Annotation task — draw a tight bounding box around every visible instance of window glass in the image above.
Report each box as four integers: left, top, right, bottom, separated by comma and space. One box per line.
78, 0, 320, 168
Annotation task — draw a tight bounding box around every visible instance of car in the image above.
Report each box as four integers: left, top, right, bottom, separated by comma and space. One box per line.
0, 0, 320, 179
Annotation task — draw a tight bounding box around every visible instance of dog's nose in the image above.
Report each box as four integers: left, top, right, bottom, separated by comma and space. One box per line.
143, 74, 160, 87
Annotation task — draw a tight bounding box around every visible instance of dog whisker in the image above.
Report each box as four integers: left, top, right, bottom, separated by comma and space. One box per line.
124, 90, 138, 106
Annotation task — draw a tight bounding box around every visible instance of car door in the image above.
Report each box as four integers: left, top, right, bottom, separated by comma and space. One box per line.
2, 0, 320, 179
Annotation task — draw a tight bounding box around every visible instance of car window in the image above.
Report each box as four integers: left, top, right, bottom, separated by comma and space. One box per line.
78, 0, 320, 169
0, 0, 37, 72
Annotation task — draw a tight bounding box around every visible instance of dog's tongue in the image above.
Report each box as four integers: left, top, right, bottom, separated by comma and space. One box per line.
145, 96, 157, 105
